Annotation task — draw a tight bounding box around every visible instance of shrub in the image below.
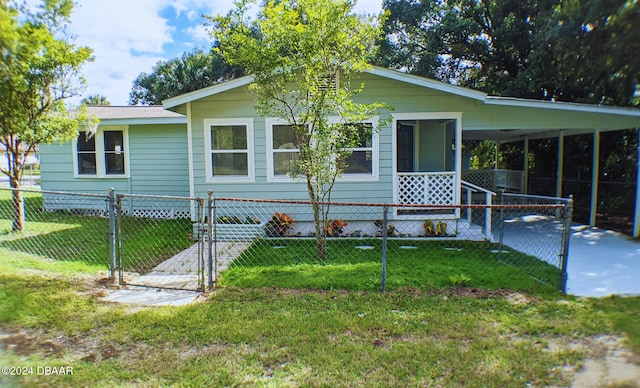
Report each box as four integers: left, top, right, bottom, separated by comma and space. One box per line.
265, 212, 294, 237
423, 220, 435, 236
326, 219, 348, 237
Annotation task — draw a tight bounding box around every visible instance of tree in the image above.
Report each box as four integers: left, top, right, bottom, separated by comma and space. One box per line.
378, 0, 558, 98
530, 0, 640, 106
0, 0, 93, 231
81, 94, 110, 106
129, 49, 243, 105
380, 0, 640, 191
209, 0, 388, 258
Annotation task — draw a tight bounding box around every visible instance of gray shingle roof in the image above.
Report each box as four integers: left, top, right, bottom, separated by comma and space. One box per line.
86, 106, 184, 120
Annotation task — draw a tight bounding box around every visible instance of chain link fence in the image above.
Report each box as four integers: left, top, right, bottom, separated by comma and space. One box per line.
0, 187, 111, 272
210, 196, 572, 293
0, 187, 572, 294
0, 188, 206, 292
496, 193, 573, 290
116, 193, 205, 291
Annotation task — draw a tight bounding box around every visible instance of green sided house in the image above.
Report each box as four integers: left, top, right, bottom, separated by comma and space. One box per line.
39, 66, 640, 235
40, 106, 188, 196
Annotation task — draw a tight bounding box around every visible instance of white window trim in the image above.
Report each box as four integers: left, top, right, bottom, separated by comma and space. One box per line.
266, 117, 380, 183
204, 118, 255, 183
72, 125, 130, 179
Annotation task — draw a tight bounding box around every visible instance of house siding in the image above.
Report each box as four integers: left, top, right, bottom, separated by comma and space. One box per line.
189, 72, 472, 203
40, 123, 189, 197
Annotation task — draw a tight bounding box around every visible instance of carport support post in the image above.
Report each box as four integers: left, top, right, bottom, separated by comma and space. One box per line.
108, 188, 117, 283
634, 128, 640, 238
557, 131, 564, 198
590, 130, 600, 226
523, 136, 529, 194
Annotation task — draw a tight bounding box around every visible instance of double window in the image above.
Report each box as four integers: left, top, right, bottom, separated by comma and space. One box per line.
74, 127, 128, 177
266, 118, 378, 182
204, 119, 254, 182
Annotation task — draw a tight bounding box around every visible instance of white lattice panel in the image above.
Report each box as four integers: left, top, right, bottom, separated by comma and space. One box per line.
130, 209, 191, 219
398, 173, 456, 206
426, 174, 455, 205
398, 175, 426, 205
462, 170, 494, 190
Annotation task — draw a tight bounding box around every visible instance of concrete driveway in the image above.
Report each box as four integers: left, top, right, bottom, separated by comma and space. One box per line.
567, 225, 640, 297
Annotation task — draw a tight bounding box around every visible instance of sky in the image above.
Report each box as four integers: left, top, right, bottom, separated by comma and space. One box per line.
65, 0, 385, 106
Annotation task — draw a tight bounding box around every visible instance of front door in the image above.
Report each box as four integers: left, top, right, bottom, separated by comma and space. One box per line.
397, 122, 414, 172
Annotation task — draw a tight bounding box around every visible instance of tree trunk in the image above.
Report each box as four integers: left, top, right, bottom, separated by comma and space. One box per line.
312, 201, 327, 259
307, 176, 327, 259
10, 178, 24, 232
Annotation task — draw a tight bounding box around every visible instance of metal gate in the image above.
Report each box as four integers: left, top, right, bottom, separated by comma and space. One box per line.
496, 193, 573, 293
116, 193, 206, 291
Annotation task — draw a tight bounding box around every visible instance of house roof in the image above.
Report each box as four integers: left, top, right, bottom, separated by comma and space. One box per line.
87, 106, 186, 125
162, 66, 640, 141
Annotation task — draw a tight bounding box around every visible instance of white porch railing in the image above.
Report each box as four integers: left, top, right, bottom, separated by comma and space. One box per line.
462, 169, 525, 193
396, 172, 495, 239
397, 172, 456, 207
461, 180, 496, 239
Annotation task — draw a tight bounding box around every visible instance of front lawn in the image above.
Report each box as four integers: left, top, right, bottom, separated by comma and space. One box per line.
221, 238, 560, 294
1, 252, 640, 386
0, 189, 194, 273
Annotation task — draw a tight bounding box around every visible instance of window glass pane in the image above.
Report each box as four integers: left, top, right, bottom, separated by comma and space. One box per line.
212, 125, 247, 150
273, 125, 299, 149
213, 153, 248, 176
104, 131, 124, 153
273, 151, 300, 176
78, 153, 96, 175
344, 151, 372, 174
77, 132, 95, 152
352, 123, 373, 148
105, 154, 125, 174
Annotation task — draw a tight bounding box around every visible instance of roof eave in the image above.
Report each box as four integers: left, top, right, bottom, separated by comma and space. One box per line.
97, 117, 187, 126
364, 66, 488, 101
485, 96, 640, 117
162, 76, 254, 110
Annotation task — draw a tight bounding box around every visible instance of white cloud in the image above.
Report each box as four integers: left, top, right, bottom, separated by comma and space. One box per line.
67, 0, 385, 106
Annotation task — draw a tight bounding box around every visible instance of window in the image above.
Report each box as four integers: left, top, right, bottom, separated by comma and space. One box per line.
73, 127, 128, 178
204, 119, 254, 182
266, 118, 378, 182
76, 132, 96, 175
342, 123, 374, 175
271, 124, 301, 177
104, 131, 125, 174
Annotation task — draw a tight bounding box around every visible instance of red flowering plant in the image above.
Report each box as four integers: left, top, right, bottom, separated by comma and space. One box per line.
326, 219, 348, 237
265, 212, 294, 237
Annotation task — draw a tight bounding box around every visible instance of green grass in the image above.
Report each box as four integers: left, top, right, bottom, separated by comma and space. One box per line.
221, 238, 560, 294
0, 189, 194, 273
1, 249, 640, 386
1, 252, 640, 387
1, 190, 639, 386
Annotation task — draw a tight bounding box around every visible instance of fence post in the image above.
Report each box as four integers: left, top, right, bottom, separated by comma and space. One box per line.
207, 190, 214, 290
497, 190, 505, 260
116, 194, 124, 286
197, 197, 206, 292
485, 191, 492, 240
559, 195, 574, 294
381, 205, 389, 293
108, 188, 117, 283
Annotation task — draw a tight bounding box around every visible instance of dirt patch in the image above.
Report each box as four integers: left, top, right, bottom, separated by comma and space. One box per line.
0, 328, 63, 358
427, 286, 536, 302
567, 335, 640, 387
